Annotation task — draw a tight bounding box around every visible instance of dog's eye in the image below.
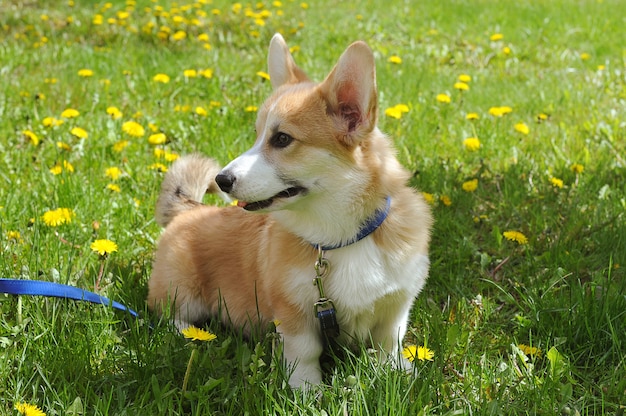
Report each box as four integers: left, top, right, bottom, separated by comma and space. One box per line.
270, 132, 294, 148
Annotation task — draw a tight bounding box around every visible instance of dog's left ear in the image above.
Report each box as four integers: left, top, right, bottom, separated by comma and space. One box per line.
320, 41, 378, 146
268, 33, 309, 89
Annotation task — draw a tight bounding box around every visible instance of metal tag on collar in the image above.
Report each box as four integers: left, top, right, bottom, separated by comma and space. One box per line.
313, 249, 340, 340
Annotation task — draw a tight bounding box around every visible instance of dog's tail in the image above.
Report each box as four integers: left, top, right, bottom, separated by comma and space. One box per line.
155, 154, 228, 227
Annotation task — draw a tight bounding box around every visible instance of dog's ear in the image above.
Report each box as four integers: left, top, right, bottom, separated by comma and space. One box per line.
268, 33, 309, 89
320, 41, 378, 146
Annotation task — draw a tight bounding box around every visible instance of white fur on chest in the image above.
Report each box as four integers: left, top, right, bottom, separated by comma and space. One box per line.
283, 239, 429, 341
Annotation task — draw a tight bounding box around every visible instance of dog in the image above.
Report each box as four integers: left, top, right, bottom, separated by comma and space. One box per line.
147, 33, 432, 388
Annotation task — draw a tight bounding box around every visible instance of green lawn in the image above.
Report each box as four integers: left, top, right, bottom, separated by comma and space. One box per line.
1, 0, 625, 414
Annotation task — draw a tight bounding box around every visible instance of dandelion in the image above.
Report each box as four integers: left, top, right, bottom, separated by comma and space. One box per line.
256, 71, 270, 81
453, 82, 469, 91
70, 127, 88, 139
384, 104, 410, 119
463, 137, 481, 151
518, 344, 541, 357
122, 120, 145, 137
550, 177, 564, 189
41, 208, 75, 227
388, 55, 402, 64
90, 239, 118, 256
61, 108, 80, 118
580, 52, 591, 61
440, 195, 452, 206
183, 69, 197, 78
571, 163, 584, 174
462, 179, 478, 192
503, 230, 528, 245
148, 133, 167, 145
181, 326, 217, 342
7, 231, 22, 241
112, 140, 129, 152
436, 93, 451, 104
458, 74, 472, 83
78, 68, 94, 77
153, 73, 170, 83
502, 46, 511, 55
57, 141, 71, 151
50, 165, 63, 175
106, 106, 123, 119
422, 192, 435, 204
106, 183, 121, 193
14, 402, 46, 416
245, 105, 258, 112
149, 163, 168, 172
490, 33, 504, 41
172, 30, 187, 41
105, 167, 122, 180
197, 33, 210, 42
199, 68, 213, 78
22, 130, 39, 146
466, 112, 479, 120
402, 345, 434, 362
488, 106, 512, 117
514, 122, 529, 135
537, 113, 549, 122
43, 117, 63, 127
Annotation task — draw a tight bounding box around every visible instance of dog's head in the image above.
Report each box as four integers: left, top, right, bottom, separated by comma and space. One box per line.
216, 34, 381, 213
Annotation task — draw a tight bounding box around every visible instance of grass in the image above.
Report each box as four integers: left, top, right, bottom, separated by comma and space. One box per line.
1, 0, 625, 414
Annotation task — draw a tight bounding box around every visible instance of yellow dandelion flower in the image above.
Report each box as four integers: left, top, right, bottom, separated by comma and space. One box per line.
22, 130, 39, 146
422, 192, 435, 204
503, 230, 528, 245
453, 82, 469, 91
50, 164, 63, 175
43, 117, 63, 127
149, 163, 168, 172
502, 46, 512, 55
106, 183, 121, 193
148, 133, 167, 145
466, 112, 479, 120
256, 71, 270, 81
14, 402, 46, 416
90, 239, 118, 256
105, 167, 122, 180
57, 141, 71, 151
518, 344, 541, 357
197, 33, 210, 42
462, 179, 478, 192
388, 55, 402, 64
458, 74, 472, 83
436, 93, 451, 103
537, 113, 549, 122
164, 151, 179, 162
112, 140, 129, 152
122, 121, 145, 137
106, 106, 123, 119
200, 69, 213, 78
514, 122, 529, 135
463, 137, 481, 151
61, 108, 80, 118
153, 73, 170, 83
440, 195, 452, 206
571, 163, 584, 174
402, 345, 434, 362
490, 33, 504, 41
70, 127, 88, 139
580, 52, 591, 61
550, 177, 564, 189
195, 106, 208, 116
7, 231, 22, 242
183, 69, 197, 78
78, 69, 94, 77
63, 160, 74, 173
181, 326, 217, 342
41, 208, 75, 227
488, 106, 512, 117
245, 105, 258, 112
172, 30, 187, 41
384, 104, 410, 119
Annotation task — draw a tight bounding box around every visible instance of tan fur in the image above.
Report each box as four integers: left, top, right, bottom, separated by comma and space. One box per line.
147, 34, 432, 388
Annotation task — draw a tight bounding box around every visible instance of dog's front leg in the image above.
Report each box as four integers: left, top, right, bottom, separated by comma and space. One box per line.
280, 330, 324, 388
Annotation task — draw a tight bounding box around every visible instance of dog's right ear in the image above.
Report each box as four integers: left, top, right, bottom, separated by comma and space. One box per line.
268, 33, 309, 89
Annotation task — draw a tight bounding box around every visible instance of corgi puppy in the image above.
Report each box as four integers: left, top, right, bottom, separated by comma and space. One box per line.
147, 33, 432, 388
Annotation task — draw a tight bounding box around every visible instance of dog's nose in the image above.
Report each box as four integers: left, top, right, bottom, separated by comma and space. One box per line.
215, 172, 236, 193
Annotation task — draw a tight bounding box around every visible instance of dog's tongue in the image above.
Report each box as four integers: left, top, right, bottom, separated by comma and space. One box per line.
237, 200, 248, 208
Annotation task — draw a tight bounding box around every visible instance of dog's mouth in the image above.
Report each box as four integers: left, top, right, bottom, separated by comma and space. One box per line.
237, 186, 307, 211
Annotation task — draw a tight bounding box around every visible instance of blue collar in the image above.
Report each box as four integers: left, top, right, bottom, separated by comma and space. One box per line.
314, 196, 391, 251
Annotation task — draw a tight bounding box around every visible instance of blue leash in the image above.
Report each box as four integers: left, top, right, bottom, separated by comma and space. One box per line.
0, 278, 139, 318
